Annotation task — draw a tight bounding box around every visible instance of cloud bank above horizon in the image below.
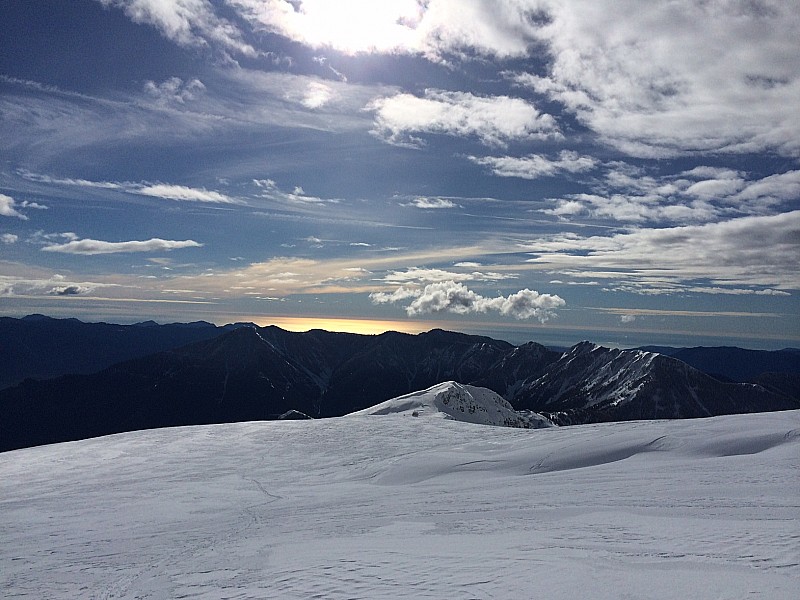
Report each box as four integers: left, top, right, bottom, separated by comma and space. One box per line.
0, 0, 798, 348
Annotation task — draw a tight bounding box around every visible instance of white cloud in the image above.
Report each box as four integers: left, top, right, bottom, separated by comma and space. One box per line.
134, 184, 241, 204
371, 280, 565, 322
300, 81, 334, 109
541, 166, 800, 224
368, 89, 558, 147
405, 197, 457, 209
99, 0, 257, 56
230, 0, 539, 58
41, 237, 203, 255
49, 285, 92, 296
469, 150, 598, 180
0, 194, 28, 220
253, 178, 336, 204
524, 211, 800, 292
381, 267, 515, 285
1, 233, 18, 244
511, 0, 800, 157
144, 77, 205, 104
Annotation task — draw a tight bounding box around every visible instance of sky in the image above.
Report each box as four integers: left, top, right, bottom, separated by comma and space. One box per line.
1, 0, 798, 349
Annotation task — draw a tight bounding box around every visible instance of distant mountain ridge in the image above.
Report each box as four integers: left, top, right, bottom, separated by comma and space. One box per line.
0, 316, 797, 451
637, 345, 800, 382
0, 314, 228, 390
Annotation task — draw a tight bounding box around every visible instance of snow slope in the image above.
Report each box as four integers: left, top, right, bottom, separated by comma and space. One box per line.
2, 411, 799, 599
348, 380, 554, 428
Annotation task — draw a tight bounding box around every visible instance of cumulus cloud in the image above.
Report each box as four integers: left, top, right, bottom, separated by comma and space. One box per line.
0, 194, 28, 220
541, 165, 800, 224
1, 233, 19, 244
511, 0, 800, 157
371, 280, 565, 321
144, 77, 205, 104
368, 89, 558, 147
41, 237, 203, 255
469, 151, 598, 180
99, 0, 257, 57
49, 285, 91, 296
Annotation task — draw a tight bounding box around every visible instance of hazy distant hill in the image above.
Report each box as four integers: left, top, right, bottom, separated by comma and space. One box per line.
1, 318, 797, 451
638, 345, 800, 382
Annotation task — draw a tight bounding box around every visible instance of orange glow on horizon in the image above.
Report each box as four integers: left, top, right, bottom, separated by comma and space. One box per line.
240, 315, 439, 336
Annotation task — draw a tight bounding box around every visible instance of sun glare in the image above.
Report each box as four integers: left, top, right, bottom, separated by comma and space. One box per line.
286, 0, 423, 54
243, 315, 435, 336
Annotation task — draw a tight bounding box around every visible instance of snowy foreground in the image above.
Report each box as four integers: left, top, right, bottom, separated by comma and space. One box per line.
2, 411, 799, 599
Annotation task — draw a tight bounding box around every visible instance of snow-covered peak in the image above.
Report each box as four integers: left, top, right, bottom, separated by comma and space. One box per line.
348, 381, 553, 429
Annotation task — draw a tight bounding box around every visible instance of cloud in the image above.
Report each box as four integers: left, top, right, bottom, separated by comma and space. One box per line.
134, 184, 241, 204
381, 267, 515, 284
230, 0, 540, 58
367, 89, 559, 147
20, 171, 244, 205
405, 197, 457, 209
620, 314, 636, 323
469, 151, 598, 180
300, 81, 333, 109
524, 211, 800, 292
371, 280, 565, 322
144, 77, 205, 104
253, 178, 337, 204
49, 285, 91, 296
1, 233, 18, 244
0, 194, 28, 220
540, 166, 800, 224
99, 0, 257, 57
510, 1, 800, 157
41, 237, 203, 255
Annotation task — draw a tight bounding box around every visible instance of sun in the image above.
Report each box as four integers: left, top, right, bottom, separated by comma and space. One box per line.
277, 0, 425, 54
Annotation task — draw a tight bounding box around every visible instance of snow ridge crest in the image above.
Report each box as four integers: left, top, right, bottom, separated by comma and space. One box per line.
349, 381, 553, 429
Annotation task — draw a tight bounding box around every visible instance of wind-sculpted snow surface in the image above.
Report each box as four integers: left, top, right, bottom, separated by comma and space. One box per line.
349, 381, 554, 428
2, 412, 799, 598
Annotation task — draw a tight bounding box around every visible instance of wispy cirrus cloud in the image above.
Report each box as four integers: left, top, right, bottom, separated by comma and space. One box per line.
134, 184, 241, 204
404, 197, 457, 209
381, 267, 516, 285
19, 170, 242, 205
367, 89, 559, 147
42, 237, 203, 255
524, 210, 800, 293
469, 150, 598, 180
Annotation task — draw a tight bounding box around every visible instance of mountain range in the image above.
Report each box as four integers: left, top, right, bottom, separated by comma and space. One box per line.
1, 316, 797, 451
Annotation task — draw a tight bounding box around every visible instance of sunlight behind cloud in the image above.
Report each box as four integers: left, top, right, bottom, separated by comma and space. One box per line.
238, 0, 423, 54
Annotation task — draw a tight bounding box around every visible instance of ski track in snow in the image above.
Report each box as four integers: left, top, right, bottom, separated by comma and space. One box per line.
1, 412, 799, 599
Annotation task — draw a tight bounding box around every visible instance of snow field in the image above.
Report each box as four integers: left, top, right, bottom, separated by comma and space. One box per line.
1, 410, 798, 599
